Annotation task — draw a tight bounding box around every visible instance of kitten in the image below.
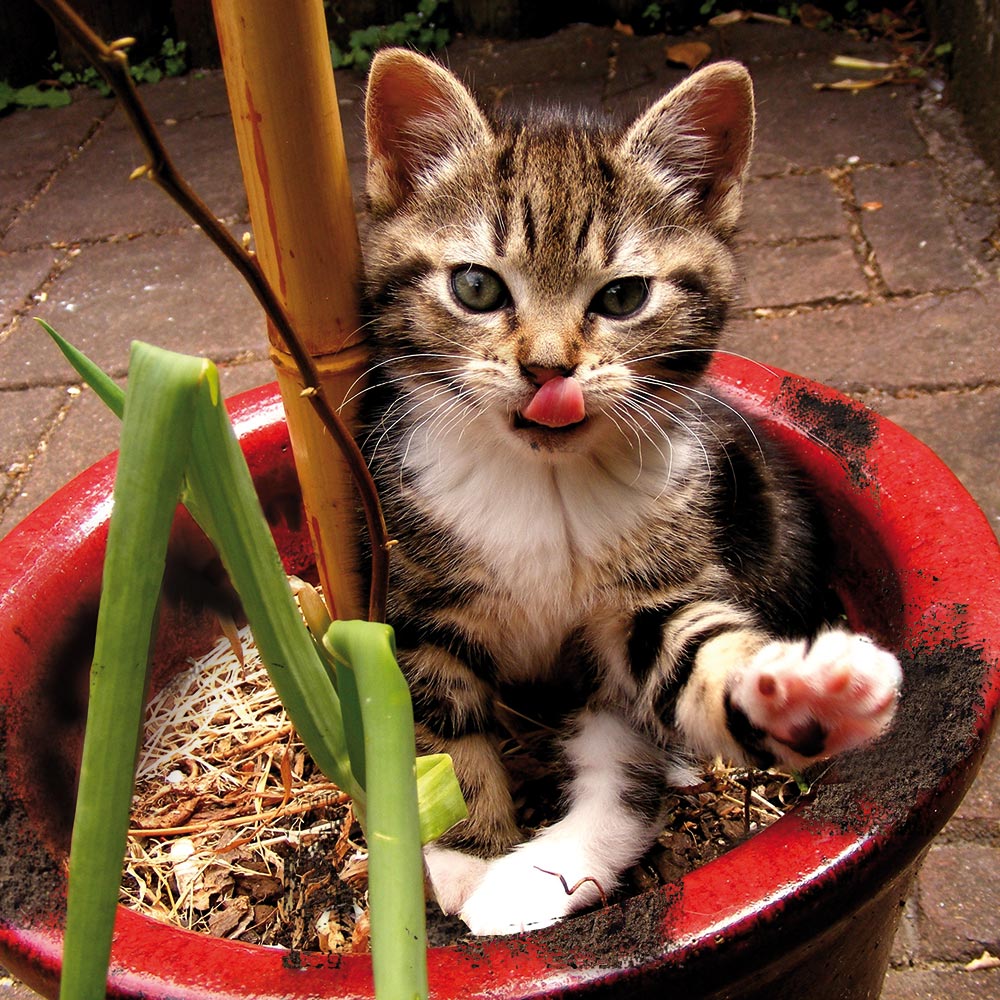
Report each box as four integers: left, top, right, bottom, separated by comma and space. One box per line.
358, 49, 902, 935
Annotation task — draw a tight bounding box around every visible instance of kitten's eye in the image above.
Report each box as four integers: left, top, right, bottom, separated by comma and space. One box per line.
589, 277, 650, 318
451, 265, 510, 312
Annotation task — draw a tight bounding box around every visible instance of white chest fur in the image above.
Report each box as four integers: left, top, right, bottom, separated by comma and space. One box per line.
401, 413, 690, 674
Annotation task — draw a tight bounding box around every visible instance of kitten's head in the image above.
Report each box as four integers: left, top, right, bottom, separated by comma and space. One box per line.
362, 50, 753, 458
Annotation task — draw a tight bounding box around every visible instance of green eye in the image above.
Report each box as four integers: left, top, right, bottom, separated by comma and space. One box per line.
451, 265, 510, 312
590, 277, 649, 318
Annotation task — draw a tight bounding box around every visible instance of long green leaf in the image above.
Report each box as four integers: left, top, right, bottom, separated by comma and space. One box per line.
37, 318, 125, 418
60, 343, 205, 1000
324, 620, 428, 1000
180, 362, 362, 803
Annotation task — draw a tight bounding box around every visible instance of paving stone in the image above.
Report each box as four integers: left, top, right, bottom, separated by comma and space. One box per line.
0, 229, 264, 387
741, 173, 849, 244
891, 892, 922, 968
600, 31, 688, 114
725, 285, 1000, 394
218, 357, 281, 399
446, 26, 611, 113
0, 173, 43, 235
0, 95, 110, 237
0, 384, 65, 513
0, 383, 122, 536
0, 969, 42, 1000
113, 68, 234, 125
2, 113, 246, 250
714, 20, 897, 65
333, 70, 369, 166
0, 91, 109, 182
0, 247, 63, 331
917, 843, 1000, 962
880, 967, 1000, 1000
954, 736, 1000, 821
859, 387, 1000, 541
741, 57, 926, 174
854, 164, 981, 294
738, 239, 867, 308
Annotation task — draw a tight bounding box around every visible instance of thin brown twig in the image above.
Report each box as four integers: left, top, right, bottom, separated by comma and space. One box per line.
534, 867, 609, 908
34, 0, 391, 623
129, 790, 351, 839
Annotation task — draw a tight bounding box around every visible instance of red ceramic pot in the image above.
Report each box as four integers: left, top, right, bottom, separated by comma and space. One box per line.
2, 357, 998, 1000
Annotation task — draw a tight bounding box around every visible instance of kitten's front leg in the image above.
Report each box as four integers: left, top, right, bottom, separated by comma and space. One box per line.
453, 711, 667, 935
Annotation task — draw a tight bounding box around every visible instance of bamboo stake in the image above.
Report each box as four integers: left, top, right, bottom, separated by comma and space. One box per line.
212, 0, 369, 622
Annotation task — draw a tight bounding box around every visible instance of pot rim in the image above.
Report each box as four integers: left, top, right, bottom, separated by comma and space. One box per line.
1, 356, 998, 999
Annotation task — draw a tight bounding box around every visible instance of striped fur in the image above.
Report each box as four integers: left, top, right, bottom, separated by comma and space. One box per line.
358, 51, 901, 933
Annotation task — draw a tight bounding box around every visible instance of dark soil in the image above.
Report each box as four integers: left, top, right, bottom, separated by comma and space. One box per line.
806, 635, 989, 834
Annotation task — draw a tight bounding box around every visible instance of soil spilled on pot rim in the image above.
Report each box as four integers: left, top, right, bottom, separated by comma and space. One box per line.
805, 623, 990, 835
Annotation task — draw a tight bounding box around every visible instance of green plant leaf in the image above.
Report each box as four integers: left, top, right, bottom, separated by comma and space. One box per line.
324, 620, 428, 1000
36, 318, 125, 418
415, 752, 468, 843
60, 343, 207, 1000
175, 358, 363, 804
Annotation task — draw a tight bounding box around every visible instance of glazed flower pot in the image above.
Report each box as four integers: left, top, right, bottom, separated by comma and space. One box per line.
2, 356, 998, 1000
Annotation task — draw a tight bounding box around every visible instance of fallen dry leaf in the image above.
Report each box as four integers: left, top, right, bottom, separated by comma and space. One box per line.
613, 19, 634, 36
814, 77, 890, 92
665, 41, 712, 70
710, 10, 792, 27
862, 201, 884, 212
832, 55, 897, 72
798, 3, 831, 29
965, 950, 1000, 971
709, 10, 749, 27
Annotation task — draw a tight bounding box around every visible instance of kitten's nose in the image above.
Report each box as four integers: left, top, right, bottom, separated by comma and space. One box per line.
522, 364, 575, 387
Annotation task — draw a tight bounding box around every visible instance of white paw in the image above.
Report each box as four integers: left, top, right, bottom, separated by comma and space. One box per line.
423, 843, 489, 916
458, 842, 607, 935
731, 629, 902, 765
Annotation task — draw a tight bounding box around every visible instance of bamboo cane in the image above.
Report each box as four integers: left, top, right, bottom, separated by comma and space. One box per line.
212, 0, 368, 622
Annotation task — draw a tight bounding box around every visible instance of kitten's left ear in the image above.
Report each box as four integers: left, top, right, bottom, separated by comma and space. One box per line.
365, 48, 492, 215
620, 61, 754, 232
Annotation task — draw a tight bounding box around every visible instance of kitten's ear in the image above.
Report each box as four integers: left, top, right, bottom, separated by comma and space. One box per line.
365, 48, 491, 214
620, 61, 754, 232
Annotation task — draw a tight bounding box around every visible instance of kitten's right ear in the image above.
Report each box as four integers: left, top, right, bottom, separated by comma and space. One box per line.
620, 61, 754, 232
365, 49, 491, 215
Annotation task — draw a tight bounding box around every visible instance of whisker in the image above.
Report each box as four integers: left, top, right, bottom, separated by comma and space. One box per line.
365, 380, 460, 467
341, 357, 471, 409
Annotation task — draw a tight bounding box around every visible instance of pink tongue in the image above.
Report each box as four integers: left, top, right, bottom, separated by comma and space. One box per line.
520, 376, 586, 428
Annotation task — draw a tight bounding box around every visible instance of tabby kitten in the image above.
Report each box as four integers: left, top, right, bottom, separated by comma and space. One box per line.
359, 49, 902, 935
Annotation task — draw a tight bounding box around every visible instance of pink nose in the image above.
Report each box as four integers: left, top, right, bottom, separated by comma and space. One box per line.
523, 365, 572, 386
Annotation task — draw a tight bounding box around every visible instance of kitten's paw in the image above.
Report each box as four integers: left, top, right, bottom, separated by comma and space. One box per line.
731, 629, 902, 764
423, 844, 489, 916
458, 845, 607, 936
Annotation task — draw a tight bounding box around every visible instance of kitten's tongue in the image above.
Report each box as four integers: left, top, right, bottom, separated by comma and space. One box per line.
519, 376, 586, 429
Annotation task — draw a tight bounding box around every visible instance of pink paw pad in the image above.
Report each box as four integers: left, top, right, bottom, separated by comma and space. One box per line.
733, 629, 902, 763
